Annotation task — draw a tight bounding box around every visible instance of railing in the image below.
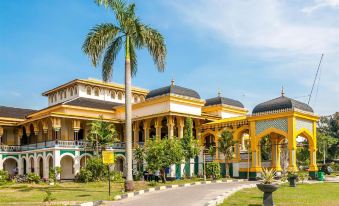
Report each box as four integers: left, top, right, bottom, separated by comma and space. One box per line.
0, 145, 21, 152
0, 140, 139, 152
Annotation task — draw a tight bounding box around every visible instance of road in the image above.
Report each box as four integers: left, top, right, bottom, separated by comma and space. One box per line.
109, 181, 255, 206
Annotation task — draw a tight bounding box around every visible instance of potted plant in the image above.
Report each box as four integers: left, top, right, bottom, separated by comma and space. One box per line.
287, 169, 298, 187
256, 168, 279, 206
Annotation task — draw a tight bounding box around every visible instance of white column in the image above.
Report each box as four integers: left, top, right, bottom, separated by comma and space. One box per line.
74, 150, 80, 175
34, 154, 39, 175
198, 150, 204, 176
43, 152, 49, 179
18, 158, 24, 175
53, 150, 61, 180
0, 154, 3, 170
190, 158, 194, 177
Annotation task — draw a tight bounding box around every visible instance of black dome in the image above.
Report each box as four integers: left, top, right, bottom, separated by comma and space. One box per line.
146, 85, 200, 99
252, 96, 313, 114
205, 96, 244, 108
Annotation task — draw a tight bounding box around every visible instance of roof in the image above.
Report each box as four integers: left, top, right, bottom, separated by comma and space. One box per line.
64, 97, 122, 110
146, 85, 200, 99
252, 96, 314, 114
42, 79, 149, 96
0, 106, 36, 119
205, 96, 244, 108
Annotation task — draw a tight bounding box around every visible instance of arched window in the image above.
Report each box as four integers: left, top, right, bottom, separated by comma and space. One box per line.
118, 91, 123, 100
70, 88, 74, 96
140, 95, 145, 102
49, 96, 53, 103
59, 92, 63, 100
111, 90, 116, 99
94, 87, 100, 96
74, 86, 78, 95
64, 90, 67, 98
54, 94, 57, 102
134, 95, 139, 103
86, 87, 92, 95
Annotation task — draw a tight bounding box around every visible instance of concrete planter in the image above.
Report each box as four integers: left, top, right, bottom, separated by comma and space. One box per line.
256, 184, 279, 206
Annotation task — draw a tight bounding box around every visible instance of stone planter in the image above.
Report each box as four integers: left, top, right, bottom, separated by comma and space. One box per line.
256, 184, 279, 206
288, 176, 297, 187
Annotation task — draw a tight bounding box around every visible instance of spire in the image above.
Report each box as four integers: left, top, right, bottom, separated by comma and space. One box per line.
281, 86, 285, 96
171, 78, 175, 86
218, 89, 221, 97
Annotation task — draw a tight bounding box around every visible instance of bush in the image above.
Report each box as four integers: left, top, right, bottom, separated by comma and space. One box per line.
27, 173, 41, 184
86, 157, 108, 181
206, 162, 221, 180
49, 167, 62, 183
110, 170, 123, 182
0, 170, 9, 185
13, 175, 28, 183
76, 169, 93, 183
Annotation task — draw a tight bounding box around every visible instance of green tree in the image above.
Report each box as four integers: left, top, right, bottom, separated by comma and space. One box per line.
134, 145, 144, 173
317, 132, 338, 163
83, 0, 166, 190
208, 145, 216, 161
318, 115, 339, 160
181, 118, 200, 176
86, 116, 118, 155
218, 131, 236, 177
144, 138, 184, 183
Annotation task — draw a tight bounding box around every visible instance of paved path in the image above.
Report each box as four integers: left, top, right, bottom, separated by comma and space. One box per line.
108, 181, 255, 206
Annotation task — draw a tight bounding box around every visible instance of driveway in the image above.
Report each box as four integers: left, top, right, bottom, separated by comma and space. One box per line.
108, 181, 255, 206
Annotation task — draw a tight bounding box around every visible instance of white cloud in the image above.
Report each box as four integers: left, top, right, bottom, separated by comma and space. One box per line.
167, 0, 339, 115
302, 0, 339, 13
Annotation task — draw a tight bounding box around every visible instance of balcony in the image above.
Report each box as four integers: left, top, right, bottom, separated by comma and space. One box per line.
0, 140, 142, 152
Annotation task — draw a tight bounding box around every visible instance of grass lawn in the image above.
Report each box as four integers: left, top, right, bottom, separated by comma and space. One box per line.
221, 183, 339, 206
0, 178, 205, 205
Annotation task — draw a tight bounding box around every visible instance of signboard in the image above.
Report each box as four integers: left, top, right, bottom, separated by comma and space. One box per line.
102, 151, 114, 164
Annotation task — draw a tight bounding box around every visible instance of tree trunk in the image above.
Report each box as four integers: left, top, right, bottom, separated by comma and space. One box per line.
160, 168, 166, 183
124, 36, 134, 191
225, 157, 229, 178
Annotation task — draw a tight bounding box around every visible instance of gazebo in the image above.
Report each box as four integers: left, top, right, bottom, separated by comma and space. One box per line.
201, 91, 319, 179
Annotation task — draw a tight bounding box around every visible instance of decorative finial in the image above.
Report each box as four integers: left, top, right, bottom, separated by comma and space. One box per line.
281, 86, 285, 96
171, 78, 175, 86
218, 89, 221, 97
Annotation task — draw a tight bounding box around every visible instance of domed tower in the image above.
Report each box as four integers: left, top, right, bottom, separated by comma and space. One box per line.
248, 89, 319, 179
203, 92, 247, 119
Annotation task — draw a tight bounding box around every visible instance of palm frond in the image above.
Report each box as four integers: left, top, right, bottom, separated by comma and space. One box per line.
102, 36, 123, 82
82, 23, 120, 67
139, 25, 167, 71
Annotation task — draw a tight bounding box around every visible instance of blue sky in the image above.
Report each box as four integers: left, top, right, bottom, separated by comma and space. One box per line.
0, 0, 338, 115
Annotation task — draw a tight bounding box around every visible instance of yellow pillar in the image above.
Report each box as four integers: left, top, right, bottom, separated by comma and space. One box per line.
133, 121, 139, 148
0, 126, 3, 145
155, 118, 162, 140
178, 117, 184, 139
167, 116, 174, 139
287, 117, 298, 171
215, 129, 219, 160
249, 121, 261, 172
271, 134, 282, 171
143, 120, 150, 144
309, 122, 318, 172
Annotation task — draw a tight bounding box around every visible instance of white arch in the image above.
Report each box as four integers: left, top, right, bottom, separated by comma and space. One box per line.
2, 157, 19, 176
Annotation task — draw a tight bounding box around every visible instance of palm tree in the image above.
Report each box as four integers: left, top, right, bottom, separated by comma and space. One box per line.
218, 131, 236, 178
87, 116, 119, 155
83, 0, 166, 191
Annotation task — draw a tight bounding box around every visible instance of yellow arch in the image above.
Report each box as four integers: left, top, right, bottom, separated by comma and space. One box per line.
233, 125, 249, 141
255, 127, 288, 146
296, 128, 315, 148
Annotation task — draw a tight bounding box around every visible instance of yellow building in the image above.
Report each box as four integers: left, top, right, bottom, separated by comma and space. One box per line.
0, 79, 319, 180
